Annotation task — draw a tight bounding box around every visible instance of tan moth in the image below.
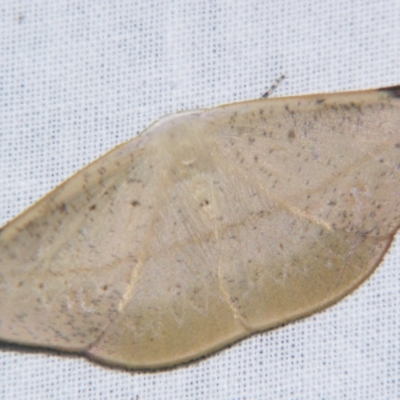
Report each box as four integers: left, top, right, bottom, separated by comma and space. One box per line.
0, 86, 400, 369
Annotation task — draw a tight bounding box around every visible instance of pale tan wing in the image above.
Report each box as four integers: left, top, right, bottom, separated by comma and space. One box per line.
0, 110, 247, 368
0, 129, 161, 351
205, 87, 400, 330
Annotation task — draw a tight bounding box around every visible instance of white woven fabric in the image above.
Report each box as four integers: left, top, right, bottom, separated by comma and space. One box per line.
1, 1, 399, 399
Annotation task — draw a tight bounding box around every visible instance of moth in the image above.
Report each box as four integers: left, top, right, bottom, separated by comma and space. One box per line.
0, 86, 399, 369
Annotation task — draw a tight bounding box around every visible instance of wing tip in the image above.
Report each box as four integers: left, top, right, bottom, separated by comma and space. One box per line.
378, 85, 400, 98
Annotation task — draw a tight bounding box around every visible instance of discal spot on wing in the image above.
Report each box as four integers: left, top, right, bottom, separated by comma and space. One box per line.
0, 87, 400, 369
